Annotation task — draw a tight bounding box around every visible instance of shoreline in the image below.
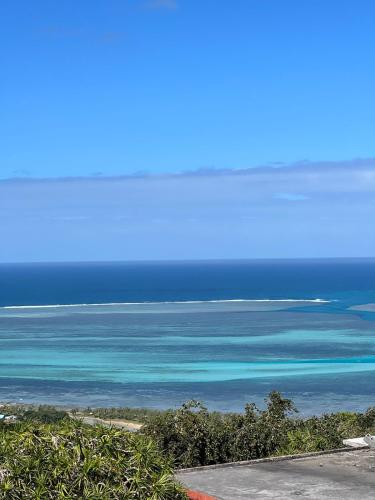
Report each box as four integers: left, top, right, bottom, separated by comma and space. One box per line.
0, 390, 374, 417
2, 396, 375, 421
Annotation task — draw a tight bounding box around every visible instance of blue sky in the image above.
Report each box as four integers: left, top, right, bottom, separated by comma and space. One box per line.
1, 1, 374, 261
1, 0, 375, 178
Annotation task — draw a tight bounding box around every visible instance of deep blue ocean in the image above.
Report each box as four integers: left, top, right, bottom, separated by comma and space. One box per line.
1, 259, 375, 414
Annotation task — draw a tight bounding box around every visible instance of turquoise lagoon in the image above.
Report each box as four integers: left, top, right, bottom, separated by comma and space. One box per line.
0, 260, 375, 414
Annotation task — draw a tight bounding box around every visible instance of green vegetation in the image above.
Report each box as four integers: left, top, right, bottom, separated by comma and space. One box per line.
79, 406, 163, 424
21, 406, 69, 424
142, 392, 375, 468
0, 405, 69, 424
0, 419, 186, 499
2, 393, 375, 497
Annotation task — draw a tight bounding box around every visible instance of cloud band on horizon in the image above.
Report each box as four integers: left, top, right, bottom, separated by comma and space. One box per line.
1, 159, 374, 262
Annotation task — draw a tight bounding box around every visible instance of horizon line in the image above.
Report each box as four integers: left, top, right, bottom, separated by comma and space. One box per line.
2, 157, 375, 183
1, 257, 375, 265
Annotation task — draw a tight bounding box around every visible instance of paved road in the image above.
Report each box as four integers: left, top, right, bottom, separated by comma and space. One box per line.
177, 449, 375, 499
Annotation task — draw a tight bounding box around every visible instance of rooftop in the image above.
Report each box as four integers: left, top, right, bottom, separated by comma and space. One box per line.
177, 448, 375, 499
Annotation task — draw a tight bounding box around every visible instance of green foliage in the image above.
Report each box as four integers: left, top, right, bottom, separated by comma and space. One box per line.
0, 404, 69, 424
0, 420, 186, 499
358, 406, 375, 432
228, 391, 297, 461
3, 392, 375, 494
144, 391, 297, 467
143, 392, 375, 468
80, 407, 163, 424
284, 409, 375, 455
21, 405, 69, 424
143, 401, 214, 468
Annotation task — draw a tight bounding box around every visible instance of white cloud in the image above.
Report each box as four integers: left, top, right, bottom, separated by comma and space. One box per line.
1, 159, 374, 261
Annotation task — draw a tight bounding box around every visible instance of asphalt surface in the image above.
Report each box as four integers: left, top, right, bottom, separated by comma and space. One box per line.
177, 448, 375, 499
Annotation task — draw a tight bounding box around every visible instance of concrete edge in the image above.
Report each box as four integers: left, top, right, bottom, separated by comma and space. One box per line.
177, 445, 368, 474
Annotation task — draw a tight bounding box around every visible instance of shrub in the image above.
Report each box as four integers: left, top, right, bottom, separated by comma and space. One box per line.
0, 420, 186, 499
21, 405, 69, 424
143, 392, 375, 468
81, 407, 163, 424
144, 392, 297, 468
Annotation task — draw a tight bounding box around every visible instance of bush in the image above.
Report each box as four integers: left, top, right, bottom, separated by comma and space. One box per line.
0, 420, 186, 499
144, 391, 297, 468
143, 392, 375, 468
80, 407, 163, 424
21, 405, 69, 424
0, 405, 69, 424
3, 392, 375, 490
